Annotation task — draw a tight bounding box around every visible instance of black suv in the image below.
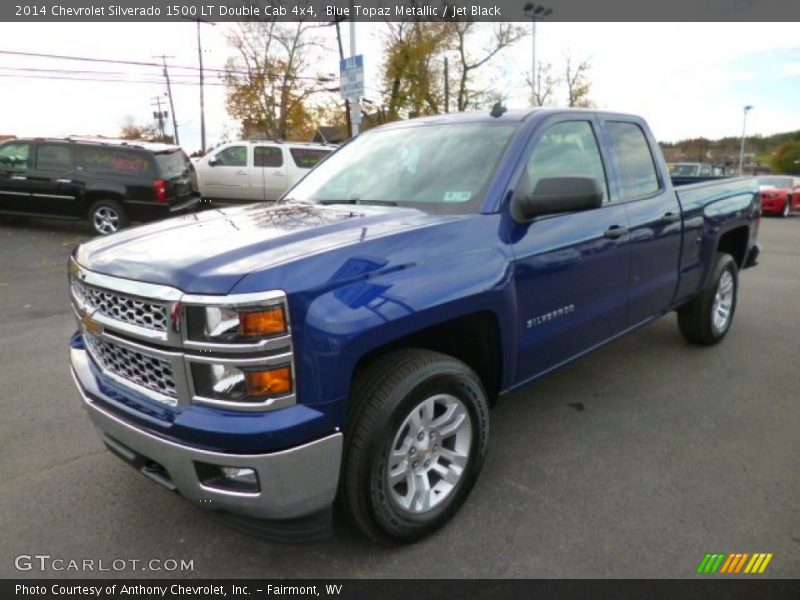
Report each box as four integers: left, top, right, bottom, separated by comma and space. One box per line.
0, 137, 200, 235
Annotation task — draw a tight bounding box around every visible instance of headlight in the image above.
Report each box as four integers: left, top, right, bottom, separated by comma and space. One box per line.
192, 363, 293, 403
187, 304, 287, 343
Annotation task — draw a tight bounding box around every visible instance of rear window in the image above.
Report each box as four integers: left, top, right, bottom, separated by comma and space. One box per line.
79, 147, 152, 176
155, 150, 191, 178
290, 147, 331, 169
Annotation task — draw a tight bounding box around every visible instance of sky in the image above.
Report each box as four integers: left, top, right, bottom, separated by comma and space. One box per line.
0, 21, 798, 153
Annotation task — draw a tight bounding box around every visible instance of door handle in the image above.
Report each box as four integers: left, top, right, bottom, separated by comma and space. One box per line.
662, 211, 681, 223
236, 170, 247, 175
10, 175, 27, 180
272, 172, 285, 177
56, 178, 73, 184
604, 225, 629, 239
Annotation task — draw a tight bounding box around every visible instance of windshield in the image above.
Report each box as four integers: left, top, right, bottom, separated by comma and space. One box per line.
669, 163, 700, 176
155, 150, 191, 179
286, 122, 518, 214
757, 176, 792, 188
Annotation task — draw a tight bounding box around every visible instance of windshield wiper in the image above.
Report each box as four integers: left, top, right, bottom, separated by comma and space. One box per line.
318, 199, 398, 207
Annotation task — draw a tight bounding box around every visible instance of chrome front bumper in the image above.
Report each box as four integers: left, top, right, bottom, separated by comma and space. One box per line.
70, 347, 342, 521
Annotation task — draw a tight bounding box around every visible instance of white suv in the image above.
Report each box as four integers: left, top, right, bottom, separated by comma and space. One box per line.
195, 140, 335, 202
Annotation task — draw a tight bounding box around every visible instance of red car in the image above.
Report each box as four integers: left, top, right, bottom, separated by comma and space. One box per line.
758, 176, 800, 217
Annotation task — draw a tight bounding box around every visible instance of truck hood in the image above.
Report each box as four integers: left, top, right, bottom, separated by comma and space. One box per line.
75, 202, 458, 294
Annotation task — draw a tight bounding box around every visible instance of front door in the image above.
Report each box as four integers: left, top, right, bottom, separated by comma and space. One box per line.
203, 144, 250, 200
511, 118, 631, 382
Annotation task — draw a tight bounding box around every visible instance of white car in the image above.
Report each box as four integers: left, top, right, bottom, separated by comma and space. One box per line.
195, 140, 336, 202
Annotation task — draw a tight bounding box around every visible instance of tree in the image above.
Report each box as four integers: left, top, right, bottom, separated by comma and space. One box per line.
119, 117, 172, 143
223, 17, 328, 140
527, 62, 558, 107
381, 21, 455, 120
451, 22, 527, 112
565, 55, 594, 108
771, 140, 800, 174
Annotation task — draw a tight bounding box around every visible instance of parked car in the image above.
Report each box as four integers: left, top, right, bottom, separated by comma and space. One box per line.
757, 175, 799, 217
194, 140, 336, 203
0, 137, 199, 236
668, 162, 729, 186
68, 109, 760, 543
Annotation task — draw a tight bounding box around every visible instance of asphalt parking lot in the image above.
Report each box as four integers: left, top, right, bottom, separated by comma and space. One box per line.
0, 214, 797, 579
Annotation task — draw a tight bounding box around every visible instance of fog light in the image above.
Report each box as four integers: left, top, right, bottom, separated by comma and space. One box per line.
245, 366, 292, 396
220, 467, 257, 485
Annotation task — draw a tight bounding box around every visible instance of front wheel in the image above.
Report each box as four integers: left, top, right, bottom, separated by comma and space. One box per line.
677, 252, 738, 345
341, 349, 489, 543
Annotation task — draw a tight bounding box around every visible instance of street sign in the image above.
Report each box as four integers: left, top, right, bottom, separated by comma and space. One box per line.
339, 55, 364, 101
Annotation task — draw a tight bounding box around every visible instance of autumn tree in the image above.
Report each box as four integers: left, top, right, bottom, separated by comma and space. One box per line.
450, 22, 527, 112
119, 117, 172, 143
565, 55, 594, 108
224, 17, 329, 141
771, 140, 800, 174
381, 21, 455, 120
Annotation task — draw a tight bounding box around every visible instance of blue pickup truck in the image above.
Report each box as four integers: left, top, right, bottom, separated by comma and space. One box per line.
68, 109, 760, 543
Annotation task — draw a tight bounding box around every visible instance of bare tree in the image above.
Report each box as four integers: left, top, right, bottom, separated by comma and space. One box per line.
223, 16, 328, 140
565, 55, 594, 108
451, 22, 527, 112
527, 62, 558, 107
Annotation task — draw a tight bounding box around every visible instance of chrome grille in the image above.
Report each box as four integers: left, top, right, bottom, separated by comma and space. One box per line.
84, 333, 178, 404
72, 278, 168, 332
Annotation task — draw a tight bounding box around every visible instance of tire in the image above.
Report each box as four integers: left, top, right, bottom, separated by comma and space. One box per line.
677, 252, 738, 345
88, 199, 128, 235
340, 349, 490, 543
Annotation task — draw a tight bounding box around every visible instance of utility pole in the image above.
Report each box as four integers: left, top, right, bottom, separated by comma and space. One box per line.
151, 96, 167, 139
155, 54, 179, 145
444, 56, 449, 113
349, 0, 361, 136
738, 105, 753, 175
523, 3, 553, 106
333, 18, 352, 139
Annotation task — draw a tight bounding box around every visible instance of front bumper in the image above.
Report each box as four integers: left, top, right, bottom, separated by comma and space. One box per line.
70, 346, 342, 522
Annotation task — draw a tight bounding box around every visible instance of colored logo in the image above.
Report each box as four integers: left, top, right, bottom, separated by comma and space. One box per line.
697, 553, 773, 574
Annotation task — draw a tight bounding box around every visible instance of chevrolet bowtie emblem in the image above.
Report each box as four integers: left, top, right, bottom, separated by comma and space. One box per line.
80, 311, 103, 336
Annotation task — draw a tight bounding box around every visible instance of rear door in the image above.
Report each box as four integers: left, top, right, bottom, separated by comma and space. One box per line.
201, 144, 250, 200
251, 145, 287, 201
0, 141, 33, 213
599, 118, 683, 325
28, 142, 82, 217
512, 116, 632, 381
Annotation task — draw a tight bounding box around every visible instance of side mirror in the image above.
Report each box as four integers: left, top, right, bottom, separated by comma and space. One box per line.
208, 158, 220, 167
512, 176, 604, 222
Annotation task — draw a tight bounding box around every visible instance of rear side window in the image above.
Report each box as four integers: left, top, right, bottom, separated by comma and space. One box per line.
526, 120, 609, 203
254, 146, 283, 168
0, 142, 30, 171
36, 144, 73, 172
606, 122, 660, 199
290, 147, 331, 169
78, 147, 152, 176
154, 150, 190, 178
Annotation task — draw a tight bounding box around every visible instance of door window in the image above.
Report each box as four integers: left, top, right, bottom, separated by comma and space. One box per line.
254, 146, 283, 168
36, 144, 73, 172
525, 120, 609, 203
606, 121, 660, 199
0, 142, 30, 172
78, 147, 152, 176
214, 145, 247, 167
290, 147, 331, 169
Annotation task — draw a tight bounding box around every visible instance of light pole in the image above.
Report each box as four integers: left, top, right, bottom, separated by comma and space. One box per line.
738, 105, 753, 175
523, 3, 553, 106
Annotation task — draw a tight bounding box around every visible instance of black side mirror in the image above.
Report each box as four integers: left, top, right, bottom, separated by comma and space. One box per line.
512, 176, 604, 222
208, 158, 220, 167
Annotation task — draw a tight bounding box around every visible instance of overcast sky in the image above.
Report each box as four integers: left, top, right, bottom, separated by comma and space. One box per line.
0, 21, 798, 152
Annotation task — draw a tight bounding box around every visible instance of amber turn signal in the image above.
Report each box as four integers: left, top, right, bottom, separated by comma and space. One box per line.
240, 306, 286, 337
245, 366, 292, 397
